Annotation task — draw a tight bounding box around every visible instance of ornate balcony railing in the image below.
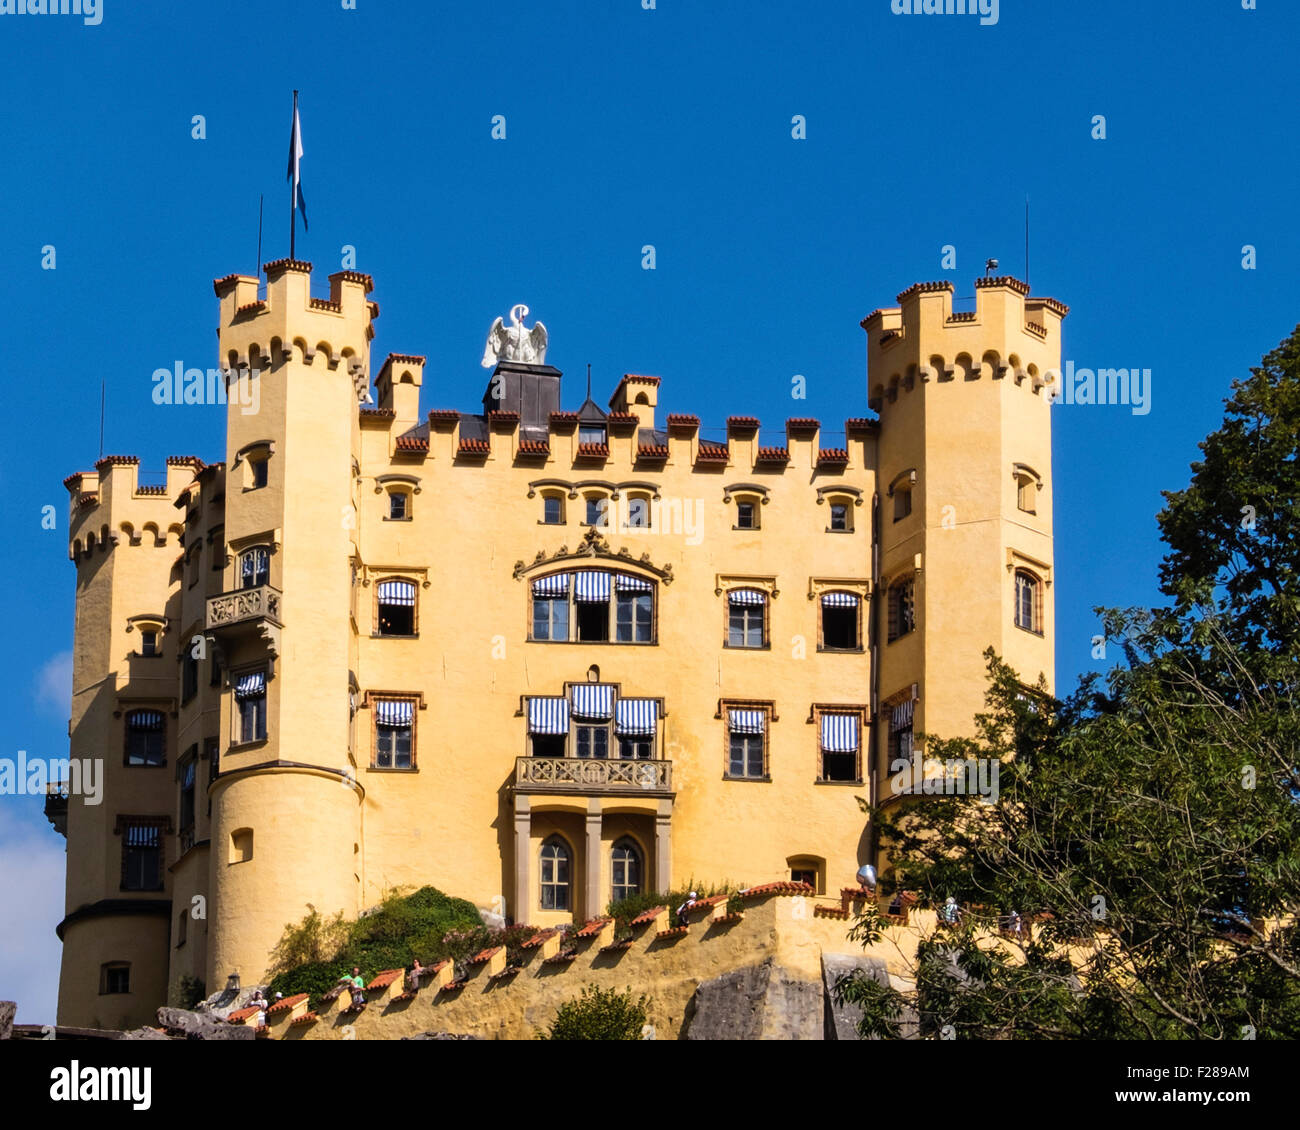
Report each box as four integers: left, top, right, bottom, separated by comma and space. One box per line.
206, 584, 283, 631
514, 756, 672, 794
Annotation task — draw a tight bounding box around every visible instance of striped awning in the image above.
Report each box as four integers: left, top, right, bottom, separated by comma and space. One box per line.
375, 700, 413, 727
128, 709, 164, 730
821, 592, 859, 608
728, 588, 766, 606
235, 672, 266, 700
728, 708, 766, 735
821, 713, 859, 752
571, 683, 614, 719
573, 570, 612, 603
891, 699, 915, 731
615, 698, 659, 736
377, 580, 416, 606
527, 696, 570, 735
125, 823, 161, 848
616, 573, 654, 593
531, 573, 569, 598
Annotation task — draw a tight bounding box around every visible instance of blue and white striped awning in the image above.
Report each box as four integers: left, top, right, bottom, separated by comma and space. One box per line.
527, 696, 570, 735
125, 823, 161, 848
891, 699, 915, 731
821, 592, 859, 608
377, 580, 416, 606
615, 698, 659, 736
532, 573, 570, 598
129, 709, 164, 730
821, 713, 859, 752
235, 672, 266, 700
728, 708, 766, 735
571, 683, 614, 719
573, 570, 612, 603
728, 588, 766, 606
616, 573, 654, 593
375, 700, 413, 727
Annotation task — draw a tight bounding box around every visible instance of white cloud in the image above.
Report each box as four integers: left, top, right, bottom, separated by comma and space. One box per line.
34, 650, 72, 718
0, 823, 65, 1026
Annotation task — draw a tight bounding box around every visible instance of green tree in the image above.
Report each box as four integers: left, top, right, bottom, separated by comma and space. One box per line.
539, 985, 650, 1040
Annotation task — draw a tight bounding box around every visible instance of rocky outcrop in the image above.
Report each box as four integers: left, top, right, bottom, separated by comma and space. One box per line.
156, 1006, 256, 1040
684, 959, 823, 1040
821, 953, 890, 1039
0, 1001, 15, 1040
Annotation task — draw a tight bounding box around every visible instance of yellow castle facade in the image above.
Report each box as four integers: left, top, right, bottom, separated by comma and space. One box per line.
52, 259, 1064, 1030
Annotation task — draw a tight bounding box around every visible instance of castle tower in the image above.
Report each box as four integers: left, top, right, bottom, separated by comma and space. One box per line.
206, 259, 376, 986
863, 277, 1066, 824
56, 456, 197, 1029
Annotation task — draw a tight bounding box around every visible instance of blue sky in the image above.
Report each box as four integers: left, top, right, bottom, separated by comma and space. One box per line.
0, 0, 1296, 1025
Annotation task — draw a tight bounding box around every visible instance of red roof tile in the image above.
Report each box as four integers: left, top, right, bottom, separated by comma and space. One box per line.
309, 297, 342, 312
166, 455, 205, 468
469, 946, 502, 965
263, 257, 312, 274
365, 969, 404, 990
330, 269, 376, 292
226, 1006, 261, 1024
974, 275, 1030, 295
742, 880, 814, 897
395, 435, 429, 452
385, 352, 426, 366
786, 417, 820, 432
549, 411, 579, 424
428, 409, 460, 424
489, 410, 520, 425
576, 442, 610, 457
236, 301, 267, 316
656, 926, 689, 938
629, 906, 667, 927
666, 413, 699, 428
607, 412, 638, 425
359, 407, 396, 419
458, 437, 491, 455
289, 1011, 318, 1027
636, 442, 669, 458
815, 906, 850, 919
96, 455, 139, 468
522, 930, 558, 949
695, 441, 728, 463
727, 416, 760, 429
266, 992, 309, 1015
599, 940, 634, 953
518, 438, 550, 455
755, 446, 789, 462
818, 448, 849, 464
575, 917, 613, 938
844, 418, 875, 433
896, 280, 953, 303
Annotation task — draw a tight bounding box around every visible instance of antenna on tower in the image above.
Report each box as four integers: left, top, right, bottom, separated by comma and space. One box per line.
98, 380, 105, 460
1025, 194, 1030, 284
256, 193, 264, 284
586, 363, 592, 401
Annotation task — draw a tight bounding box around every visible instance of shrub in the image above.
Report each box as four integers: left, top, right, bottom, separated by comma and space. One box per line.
539, 985, 650, 1040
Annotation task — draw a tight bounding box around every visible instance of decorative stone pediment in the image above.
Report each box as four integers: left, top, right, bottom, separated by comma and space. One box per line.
513, 527, 674, 584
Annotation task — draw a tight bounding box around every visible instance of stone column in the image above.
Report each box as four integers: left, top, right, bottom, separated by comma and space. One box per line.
654, 799, 673, 893
584, 800, 603, 921
513, 795, 531, 926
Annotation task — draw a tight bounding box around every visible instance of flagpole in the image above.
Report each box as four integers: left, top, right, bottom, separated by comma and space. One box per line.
289, 91, 298, 261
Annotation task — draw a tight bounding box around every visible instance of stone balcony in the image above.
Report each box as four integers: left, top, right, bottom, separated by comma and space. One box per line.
514, 756, 673, 796
205, 584, 282, 653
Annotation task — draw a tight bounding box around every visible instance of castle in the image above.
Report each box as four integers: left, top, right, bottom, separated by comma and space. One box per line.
51, 258, 1063, 1030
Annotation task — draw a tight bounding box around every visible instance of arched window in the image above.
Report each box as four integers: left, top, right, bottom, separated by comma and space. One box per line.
540, 837, 571, 911
1015, 570, 1041, 633
239, 546, 270, 589
887, 579, 915, 642
611, 839, 643, 903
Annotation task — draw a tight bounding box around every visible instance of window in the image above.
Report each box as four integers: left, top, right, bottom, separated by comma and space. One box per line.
374, 699, 415, 769
819, 711, 861, 782
615, 574, 653, 643
121, 821, 163, 891
235, 671, 267, 743
618, 735, 653, 760
726, 708, 767, 779
100, 963, 130, 995
888, 697, 916, 766
542, 495, 565, 525
527, 696, 570, 755
893, 489, 912, 522
249, 457, 268, 489
239, 546, 270, 589
182, 650, 199, 703
579, 424, 606, 447
614, 696, 658, 759
230, 827, 253, 864
585, 496, 609, 527
829, 503, 850, 532
540, 838, 571, 911
1015, 570, 1041, 634
735, 501, 758, 530
611, 840, 643, 902
376, 579, 417, 636
626, 496, 650, 529
179, 756, 196, 850
532, 586, 570, 642
576, 724, 609, 759
791, 868, 817, 888
531, 734, 566, 758
125, 710, 165, 767
887, 579, 915, 642
140, 629, 160, 657
727, 589, 766, 648
820, 592, 861, 651
1014, 466, 1041, 514
531, 571, 656, 645
388, 491, 409, 520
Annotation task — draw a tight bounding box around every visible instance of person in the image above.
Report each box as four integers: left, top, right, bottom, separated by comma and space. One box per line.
675, 891, 698, 928
942, 896, 959, 925
247, 989, 268, 1028
406, 958, 423, 993
347, 966, 366, 1006
1007, 910, 1023, 938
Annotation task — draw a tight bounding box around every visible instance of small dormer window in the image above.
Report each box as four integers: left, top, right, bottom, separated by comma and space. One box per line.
579, 424, 606, 446
388, 491, 409, 520
829, 503, 849, 532
140, 630, 159, 657
736, 501, 757, 530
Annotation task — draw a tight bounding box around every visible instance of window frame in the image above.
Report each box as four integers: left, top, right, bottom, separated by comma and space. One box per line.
818, 592, 863, 653
724, 590, 769, 650
828, 502, 851, 532
233, 667, 268, 746
1014, 569, 1043, 635
124, 709, 167, 768
611, 838, 644, 903
118, 817, 168, 892
386, 489, 411, 521
100, 963, 131, 995
813, 705, 866, 784
374, 576, 419, 638
722, 702, 772, 781
539, 836, 573, 911
541, 493, 566, 525
886, 578, 916, 643
528, 571, 657, 646
734, 499, 760, 531
238, 545, 271, 590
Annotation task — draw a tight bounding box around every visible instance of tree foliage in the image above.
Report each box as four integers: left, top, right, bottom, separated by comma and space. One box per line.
538, 985, 650, 1040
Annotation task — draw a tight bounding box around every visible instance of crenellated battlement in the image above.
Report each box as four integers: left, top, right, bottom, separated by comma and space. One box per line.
863, 276, 1068, 411
64, 455, 203, 562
